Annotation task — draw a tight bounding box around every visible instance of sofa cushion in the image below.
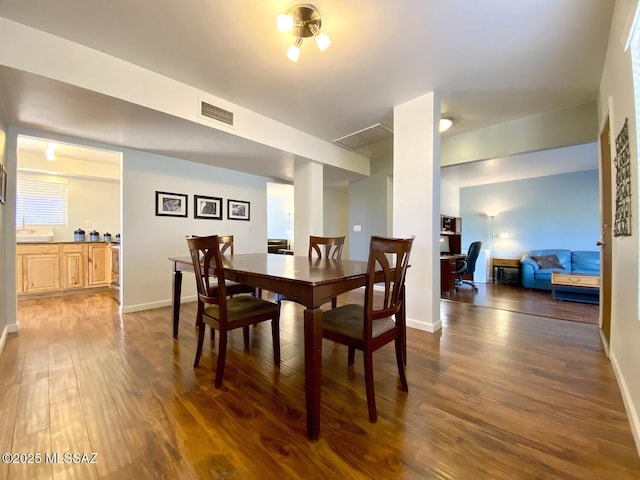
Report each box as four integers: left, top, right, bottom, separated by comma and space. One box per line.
532, 254, 564, 269
571, 251, 600, 272
529, 249, 571, 269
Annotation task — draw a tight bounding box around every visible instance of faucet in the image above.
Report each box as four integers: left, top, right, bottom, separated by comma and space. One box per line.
17, 217, 33, 233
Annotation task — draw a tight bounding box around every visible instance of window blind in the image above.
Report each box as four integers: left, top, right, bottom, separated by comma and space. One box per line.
16, 176, 68, 226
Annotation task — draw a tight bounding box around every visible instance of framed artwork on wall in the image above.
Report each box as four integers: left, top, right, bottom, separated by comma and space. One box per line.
227, 199, 250, 221
194, 195, 223, 220
155, 191, 188, 217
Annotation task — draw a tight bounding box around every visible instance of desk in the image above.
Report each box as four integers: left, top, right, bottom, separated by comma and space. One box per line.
440, 254, 466, 294
168, 253, 401, 441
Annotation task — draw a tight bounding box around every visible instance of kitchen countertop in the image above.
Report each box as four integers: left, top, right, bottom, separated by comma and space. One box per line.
17, 241, 115, 245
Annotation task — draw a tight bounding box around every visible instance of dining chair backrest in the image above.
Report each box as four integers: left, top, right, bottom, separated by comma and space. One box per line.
186, 235, 229, 315
218, 235, 235, 256
364, 235, 414, 330
308, 235, 345, 260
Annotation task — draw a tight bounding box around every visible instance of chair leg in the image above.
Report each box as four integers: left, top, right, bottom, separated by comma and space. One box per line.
194, 321, 205, 368
214, 330, 228, 389
347, 347, 355, 366
395, 336, 408, 391
271, 315, 281, 366
210, 326, 215, 341
363, 350, 377, 423
331, 296, 337, 309
243, 326, 250, 348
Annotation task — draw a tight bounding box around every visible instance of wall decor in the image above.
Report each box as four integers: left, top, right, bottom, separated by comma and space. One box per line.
194, 195, 223, 220
155, 191, 188, 217
0, 163, 6, 205
227, 199, 250, 221
614, 118, 631, 237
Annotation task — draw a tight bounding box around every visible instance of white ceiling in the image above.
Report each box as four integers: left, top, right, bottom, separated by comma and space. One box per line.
0, 0, 614, 184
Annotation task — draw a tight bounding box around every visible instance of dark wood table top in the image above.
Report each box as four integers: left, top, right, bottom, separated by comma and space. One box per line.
170, 253, 371, 309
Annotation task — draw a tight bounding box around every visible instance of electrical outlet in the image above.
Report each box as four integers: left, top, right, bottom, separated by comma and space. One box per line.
353, 224, 362, 232
85, 220, 92, 227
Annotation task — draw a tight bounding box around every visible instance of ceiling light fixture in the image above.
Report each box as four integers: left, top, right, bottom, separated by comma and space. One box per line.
45, 142, 57, 161
277, 4, 331, 63
439, 118, 453, 133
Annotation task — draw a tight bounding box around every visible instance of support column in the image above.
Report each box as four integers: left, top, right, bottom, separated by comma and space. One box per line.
393, 92, 441, 332
293, 161, 323, 256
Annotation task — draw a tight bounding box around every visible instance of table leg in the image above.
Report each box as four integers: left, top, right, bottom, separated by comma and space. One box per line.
304, 307, 323, 441
172, 270, 182, 338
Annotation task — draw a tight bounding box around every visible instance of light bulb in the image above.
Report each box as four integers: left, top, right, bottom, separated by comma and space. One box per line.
439, 118, 453, 132
315, 32, 331, 52
45, 147, 56, 161
276, 14, 294, 32
287, 44, 300, 62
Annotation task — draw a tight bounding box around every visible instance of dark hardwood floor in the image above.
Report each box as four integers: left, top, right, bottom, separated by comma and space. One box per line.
443, 282, 599, 324
1, 289, 637, 479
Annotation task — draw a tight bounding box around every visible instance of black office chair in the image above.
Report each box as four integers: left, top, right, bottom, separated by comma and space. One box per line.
455, 241, 482, 292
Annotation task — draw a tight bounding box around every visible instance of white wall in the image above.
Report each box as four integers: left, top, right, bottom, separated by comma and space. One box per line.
266, 182, 293, 247
598, 0, 640, 454
440, 175, 460, 217
323, 188, 350, 255
0, 100, 8, 354
121, 148, 269, 312
349, 155, 393, 261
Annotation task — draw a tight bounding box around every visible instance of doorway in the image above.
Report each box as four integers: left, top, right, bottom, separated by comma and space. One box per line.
599, 116, 613, 349
15, 134, 122, 304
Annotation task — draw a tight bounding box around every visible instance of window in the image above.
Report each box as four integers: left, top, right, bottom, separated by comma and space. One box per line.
16, 175, 68, 226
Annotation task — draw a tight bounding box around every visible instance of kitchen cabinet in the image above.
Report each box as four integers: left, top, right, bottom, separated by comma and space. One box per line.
18, 244, 60, 293
16, 254, 23, 294
60, 243, 87, 289
17, 242, 112, 297
88, 243, 110, 286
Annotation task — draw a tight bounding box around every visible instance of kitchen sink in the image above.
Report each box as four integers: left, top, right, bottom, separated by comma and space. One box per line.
16, 228, 55, 243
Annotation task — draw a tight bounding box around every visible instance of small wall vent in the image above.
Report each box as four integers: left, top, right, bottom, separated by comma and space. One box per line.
200, 101, 234, 126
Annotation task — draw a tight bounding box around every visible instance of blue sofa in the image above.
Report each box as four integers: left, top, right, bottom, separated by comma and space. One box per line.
520, 249, 600, 290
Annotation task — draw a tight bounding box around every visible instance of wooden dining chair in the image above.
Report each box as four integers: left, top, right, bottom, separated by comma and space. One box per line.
308, 235, 345, 261
276, 235, 345, 307
186, 234, 259, 340
321, 234, 414, 422
186, 235, 281, 388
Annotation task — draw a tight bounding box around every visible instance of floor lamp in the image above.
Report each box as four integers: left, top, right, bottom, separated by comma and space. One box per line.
486, 211, 499, 281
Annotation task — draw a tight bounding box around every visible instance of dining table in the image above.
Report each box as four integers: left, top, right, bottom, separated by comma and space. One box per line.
168, 252, 406, 441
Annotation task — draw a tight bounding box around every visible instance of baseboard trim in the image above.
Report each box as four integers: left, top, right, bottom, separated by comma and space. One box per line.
610, 352, 640, 458
407, 317, 442, 333
121, 295, 197, 314
7, 322, 19, 333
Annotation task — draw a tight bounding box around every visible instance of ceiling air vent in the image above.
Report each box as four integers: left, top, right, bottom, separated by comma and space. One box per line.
200, 101, 234, 126
333, 123, 393, 150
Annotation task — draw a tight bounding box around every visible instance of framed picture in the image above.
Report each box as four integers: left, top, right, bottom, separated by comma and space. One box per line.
0, 164, 6, 205
227, 199, 250, 221
194, 195, 222, 220
155, 191, 188, 217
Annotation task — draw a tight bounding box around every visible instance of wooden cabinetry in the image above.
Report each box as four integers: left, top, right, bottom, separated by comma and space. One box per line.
88, 244, 110, 286
16, 254, 23, 294
17, 242, 111, 297
61, 244, 87, 289
18, 244, 60, 293
440, 215, 462, 254
440, 256, 459, 294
